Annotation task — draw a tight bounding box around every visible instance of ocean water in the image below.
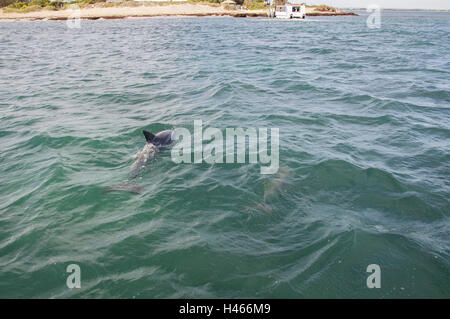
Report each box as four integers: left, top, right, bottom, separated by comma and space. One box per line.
0, 12, 449, 298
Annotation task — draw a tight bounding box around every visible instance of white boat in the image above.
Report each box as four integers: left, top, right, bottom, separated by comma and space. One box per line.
274, 2, 306, 19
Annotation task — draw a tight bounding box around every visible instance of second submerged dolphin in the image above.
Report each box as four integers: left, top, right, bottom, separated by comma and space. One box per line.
245, 166, 290, 215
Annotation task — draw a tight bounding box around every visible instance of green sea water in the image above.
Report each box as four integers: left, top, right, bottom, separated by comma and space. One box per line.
0, 12, 449, 298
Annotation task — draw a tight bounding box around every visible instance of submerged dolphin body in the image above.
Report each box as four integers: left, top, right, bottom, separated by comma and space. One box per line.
245, 166, 290, 215
103, 129, 175, 194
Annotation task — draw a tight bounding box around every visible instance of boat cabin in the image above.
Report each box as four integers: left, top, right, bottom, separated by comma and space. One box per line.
274, 2, 306, 19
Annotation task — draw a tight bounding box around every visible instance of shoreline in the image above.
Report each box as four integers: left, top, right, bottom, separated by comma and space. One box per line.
0, 4, 357, 21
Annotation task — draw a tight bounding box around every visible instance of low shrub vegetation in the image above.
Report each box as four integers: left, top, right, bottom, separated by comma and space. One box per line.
1, 0, 109, 12
244, 0, 267, 10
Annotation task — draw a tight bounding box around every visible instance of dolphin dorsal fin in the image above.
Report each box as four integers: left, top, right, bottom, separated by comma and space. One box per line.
143, 130, 155, 143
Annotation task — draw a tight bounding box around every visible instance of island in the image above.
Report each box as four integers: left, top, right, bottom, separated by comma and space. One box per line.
0, 0, 357, 20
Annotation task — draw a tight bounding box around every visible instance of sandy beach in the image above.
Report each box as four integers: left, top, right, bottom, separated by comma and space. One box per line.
1, 3, 264, 20
0, 3, 356, 20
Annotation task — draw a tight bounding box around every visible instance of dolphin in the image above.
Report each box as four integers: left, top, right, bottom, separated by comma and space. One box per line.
129, 129, 175, 179
103, 129, 175, 194
244, 166, 290, 215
